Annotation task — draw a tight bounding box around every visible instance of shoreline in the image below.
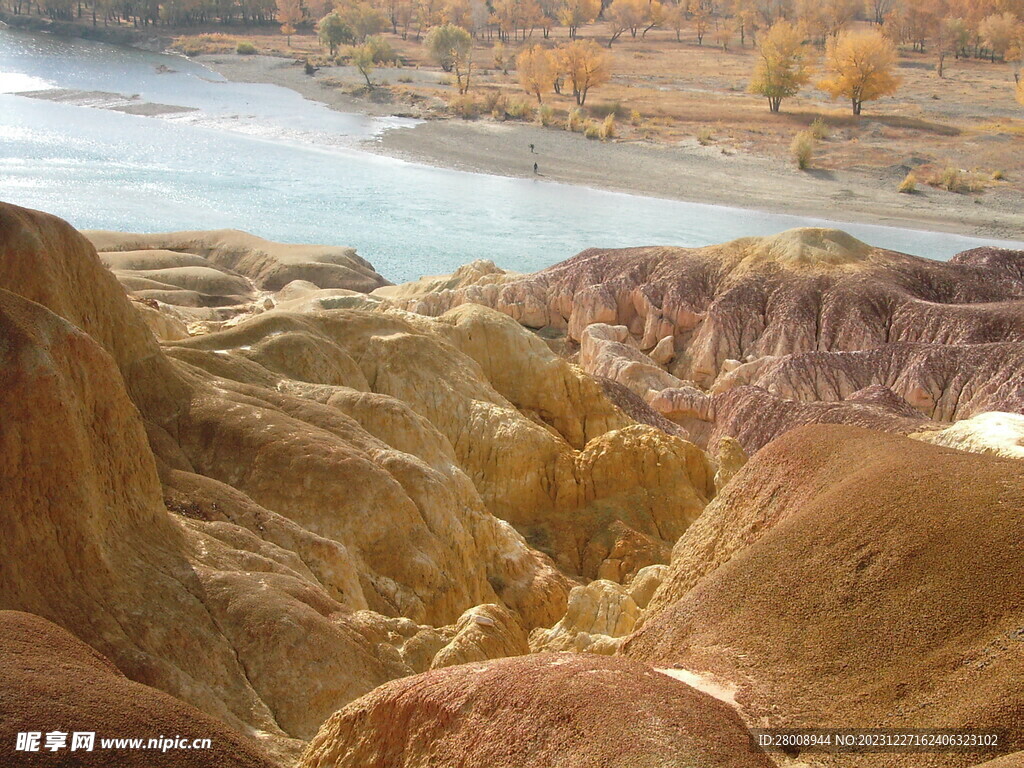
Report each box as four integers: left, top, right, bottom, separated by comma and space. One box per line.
201, 53, 1024, 244
0, 10, 169, 50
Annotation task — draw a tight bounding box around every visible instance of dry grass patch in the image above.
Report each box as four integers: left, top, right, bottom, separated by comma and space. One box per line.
930, 166, 985, 194
790, 130, 815, 170
173, 33, 240, 56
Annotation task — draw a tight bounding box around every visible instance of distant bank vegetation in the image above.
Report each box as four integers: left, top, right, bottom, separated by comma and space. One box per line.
6, 0, 1022, 167
7, 0, 1021, 109
305, 0, 1021, 114
8, 0, 1023, 70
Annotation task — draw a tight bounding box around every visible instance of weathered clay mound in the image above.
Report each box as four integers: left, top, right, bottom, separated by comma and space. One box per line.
0, 264, 417, 760
718, 342, 1024, 422
8, 203, 1019, 768
657, 382, 929, 454
379, 230, 1024, 452
0, 611, 276, 768
165, 304, 715, 583
0, 203, 184, 415
913, 411, 1024, 459
624, 425, 1024, 767
298, 654, 777, 768
370, 258, 516, 300
952, 246, 1024, 282
0, 202, 723, 764
0, 202, 575, 758
658, 340, 1024, 454
593, 374, 691, 439
87, 228, 390, 293
384, 229, 1024, 381
102, 250, 258, 307
428, 604, 529, 670
529, 578, 640, 654
85, 229, 389, 331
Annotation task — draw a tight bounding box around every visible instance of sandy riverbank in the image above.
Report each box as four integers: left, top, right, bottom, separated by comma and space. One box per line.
20, 88, 198, 116
202, 52, 1024, 242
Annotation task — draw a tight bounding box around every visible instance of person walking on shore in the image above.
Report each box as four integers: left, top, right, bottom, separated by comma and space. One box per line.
533, 161, 539, 174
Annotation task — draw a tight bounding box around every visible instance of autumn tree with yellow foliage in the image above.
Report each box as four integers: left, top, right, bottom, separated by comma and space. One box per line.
749, 20, 812, 112
275, 0, 301, 45
689, 0, 711, 44
559, 0, 601, 38
666, 2, 687, 41
884, 0, 944, 53
606, 0, 658, 46
517, 45, 558, 102
559, 39, 610, 105
491, 0, 546, 43
818, 28, 900, 115
979, 12, 1021, 61
336, 1, 388, 43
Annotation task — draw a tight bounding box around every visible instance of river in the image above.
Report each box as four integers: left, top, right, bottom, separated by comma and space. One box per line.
1, 27, 1021, 283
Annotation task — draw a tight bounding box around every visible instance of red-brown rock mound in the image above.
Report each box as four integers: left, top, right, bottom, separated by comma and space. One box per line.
0, 611, 276, 768
387, 230, 1024, 383
624, 425, 1024, 767
298, 654, 776, 768
972, 754, 1024, 768
385, 231, 1024, 452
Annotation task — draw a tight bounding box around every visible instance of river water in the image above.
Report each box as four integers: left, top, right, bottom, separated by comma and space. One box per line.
1, 27, 1021, 283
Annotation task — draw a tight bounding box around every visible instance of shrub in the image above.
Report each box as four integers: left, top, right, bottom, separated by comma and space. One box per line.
897, 171, 916, 193
566, 107, 585, 132
364, 35, 395, 64
992, 169, 1005, 180
449, 93, 481, 119
697, 126, 714, 145
397, 75, 414, 83
810, 116, 830, 139
600, 114, 616, 139
351, 43, 377, 87
481, 90, 507, 113
506, 99, 535, 121
584, 120, 601, 139
929, 167, 985, 193
937, 166, 962, 191
630, 109, 642, 126
790, 130, 815, 169
539, 104, 556, 126
174, 33, 237, 56
236, 41, 257, 55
